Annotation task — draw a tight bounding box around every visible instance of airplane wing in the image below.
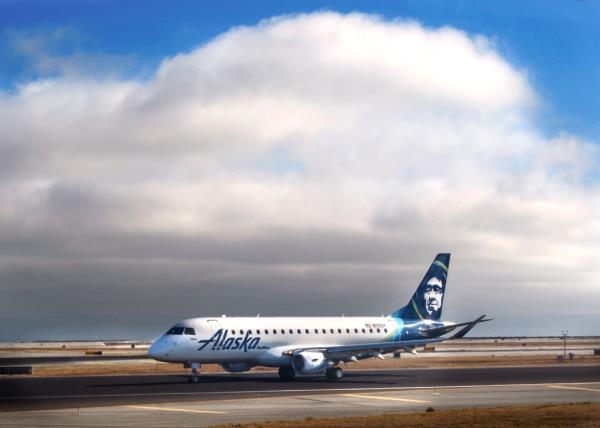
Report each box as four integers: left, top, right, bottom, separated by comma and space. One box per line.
282, 314, 491, 361
283, 337, 443, 360
322, 337, 444, 360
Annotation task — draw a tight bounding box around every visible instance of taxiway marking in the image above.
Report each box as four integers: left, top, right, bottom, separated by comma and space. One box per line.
126, 405, 227, 414
547, 385, 600, 393
343, 393, 430, 403
4, 381, 600, 401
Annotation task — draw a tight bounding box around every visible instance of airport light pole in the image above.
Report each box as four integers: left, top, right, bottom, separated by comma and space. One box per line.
562, 329, 568, 361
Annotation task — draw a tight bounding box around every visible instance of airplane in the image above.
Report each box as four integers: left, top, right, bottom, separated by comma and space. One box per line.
148, 253, 491, 382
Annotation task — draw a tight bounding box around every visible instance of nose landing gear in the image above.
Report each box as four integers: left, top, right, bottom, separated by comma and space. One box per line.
186, 362, 201, 383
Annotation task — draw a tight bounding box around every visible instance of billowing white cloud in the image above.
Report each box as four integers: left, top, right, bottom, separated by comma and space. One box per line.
0, 12, 598, 338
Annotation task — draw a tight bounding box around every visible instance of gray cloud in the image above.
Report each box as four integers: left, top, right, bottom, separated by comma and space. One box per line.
0, 12, 598, 340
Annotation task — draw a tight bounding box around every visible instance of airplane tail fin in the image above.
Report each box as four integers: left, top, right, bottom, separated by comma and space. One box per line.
391, 253, 450, 321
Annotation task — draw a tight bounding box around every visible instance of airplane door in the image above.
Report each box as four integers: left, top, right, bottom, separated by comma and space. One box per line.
207, 319, 222, 333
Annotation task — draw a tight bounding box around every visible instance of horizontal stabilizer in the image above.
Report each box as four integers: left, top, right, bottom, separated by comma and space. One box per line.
418, 322, 468, 337
451, 314, 493, 339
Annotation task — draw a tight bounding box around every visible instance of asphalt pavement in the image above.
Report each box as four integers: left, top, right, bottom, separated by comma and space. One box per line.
2, 365, 599, 412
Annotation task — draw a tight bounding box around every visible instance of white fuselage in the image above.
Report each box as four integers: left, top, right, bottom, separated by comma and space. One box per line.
149, 316, 404, 368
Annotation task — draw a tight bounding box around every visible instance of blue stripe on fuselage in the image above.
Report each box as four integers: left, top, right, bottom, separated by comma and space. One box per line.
392, 317, 404, 341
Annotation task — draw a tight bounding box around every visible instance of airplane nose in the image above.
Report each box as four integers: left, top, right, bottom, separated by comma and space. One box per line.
148, 341, 158, 359
148, 338, 166, 360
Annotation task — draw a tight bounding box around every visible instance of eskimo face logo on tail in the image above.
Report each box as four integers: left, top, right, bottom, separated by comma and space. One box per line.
423, 277, 444, 316
197, 329, 260, 353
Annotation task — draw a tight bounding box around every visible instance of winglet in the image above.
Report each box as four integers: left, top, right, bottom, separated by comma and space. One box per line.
451, 314, 492, 339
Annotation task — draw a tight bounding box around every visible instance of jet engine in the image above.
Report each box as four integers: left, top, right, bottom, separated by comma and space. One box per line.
220, 362, 254, 373
292, 351, 328, 374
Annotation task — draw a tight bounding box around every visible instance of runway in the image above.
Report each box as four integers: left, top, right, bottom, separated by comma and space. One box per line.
1, 365, 599, 412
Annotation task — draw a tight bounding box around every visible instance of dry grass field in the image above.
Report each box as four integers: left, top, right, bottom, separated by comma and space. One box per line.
213, 403, 600, 428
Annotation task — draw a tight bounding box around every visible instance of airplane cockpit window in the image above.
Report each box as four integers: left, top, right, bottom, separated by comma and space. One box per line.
167, 327, 184, 335
184, 328, 196, 335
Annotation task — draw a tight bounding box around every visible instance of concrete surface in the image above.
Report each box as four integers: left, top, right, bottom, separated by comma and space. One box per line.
1, 381, 599, 427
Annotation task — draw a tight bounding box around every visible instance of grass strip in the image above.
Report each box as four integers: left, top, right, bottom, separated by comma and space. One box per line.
213, 402, 600, 428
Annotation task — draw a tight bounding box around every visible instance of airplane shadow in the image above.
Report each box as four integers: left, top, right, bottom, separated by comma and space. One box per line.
90, 372, 405, 388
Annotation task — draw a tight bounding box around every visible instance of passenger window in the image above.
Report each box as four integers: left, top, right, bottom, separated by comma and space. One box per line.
289, 329, 293, 334
305, 329, 309, 334
240, 329, 244, 334
281, 329, 285, 334
167, 327, 184, 335
184, 328, 196, 335
377, 328, 380, 333
384, 328, 388, 333
362, 329, 366, 333
265, 329, 269, 335
354, 328, 358, 333
337, 328, 342, 333
369, 329, 373, 333
346, 328, 350, 333
322, 329, 326, 334
315, 329, 319, 334
330, 329, 334, 334
273, 329, 277, 334
232, 330, 236, 335
297, 329, 301, 334
257, 330, 261, 334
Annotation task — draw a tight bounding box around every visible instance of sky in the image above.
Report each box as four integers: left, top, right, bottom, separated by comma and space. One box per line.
0, 1, 599, 340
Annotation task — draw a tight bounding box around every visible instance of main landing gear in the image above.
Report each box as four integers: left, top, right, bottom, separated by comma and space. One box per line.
187, 362, 201, 383
325, 366, 343, 381
278, 366, 343, 381
278, 366, 296, 381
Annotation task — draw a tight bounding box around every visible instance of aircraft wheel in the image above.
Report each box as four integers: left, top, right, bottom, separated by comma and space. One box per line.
278, 367, 296, 381
326, 367, 343, 381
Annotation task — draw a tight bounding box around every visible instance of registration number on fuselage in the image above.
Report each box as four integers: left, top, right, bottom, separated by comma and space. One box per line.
366, 323, 386, 329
